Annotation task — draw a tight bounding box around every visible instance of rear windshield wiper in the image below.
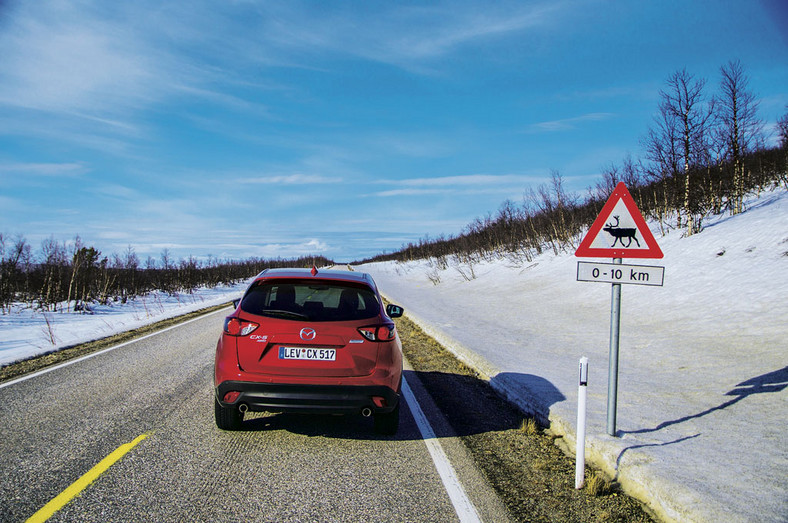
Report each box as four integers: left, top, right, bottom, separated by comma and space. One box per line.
261, 309, 309, 320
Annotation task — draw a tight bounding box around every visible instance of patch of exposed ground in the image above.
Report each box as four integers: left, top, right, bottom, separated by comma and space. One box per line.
396, 314, 655, 523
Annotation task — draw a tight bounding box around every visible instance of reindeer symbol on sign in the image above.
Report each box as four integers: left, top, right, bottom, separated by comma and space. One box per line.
602, 216, 641, 248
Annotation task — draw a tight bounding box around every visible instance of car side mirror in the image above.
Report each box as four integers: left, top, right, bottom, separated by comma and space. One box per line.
232, 298, 241, 309
386, 304, 403, 318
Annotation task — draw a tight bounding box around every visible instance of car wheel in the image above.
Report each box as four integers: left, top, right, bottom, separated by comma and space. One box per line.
374, 402, 400, 435
215, 396, 242, 431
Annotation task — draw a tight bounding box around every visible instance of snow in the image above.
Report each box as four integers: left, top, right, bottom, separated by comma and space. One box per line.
0, 283, 248, 367
359, 187, 788, 523
1, 188, 786, 522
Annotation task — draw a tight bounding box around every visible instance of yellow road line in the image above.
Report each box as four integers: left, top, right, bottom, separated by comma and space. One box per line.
26, 433, 150, 523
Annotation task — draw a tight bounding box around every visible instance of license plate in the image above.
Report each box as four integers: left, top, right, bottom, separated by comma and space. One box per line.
278, 346, 336, 361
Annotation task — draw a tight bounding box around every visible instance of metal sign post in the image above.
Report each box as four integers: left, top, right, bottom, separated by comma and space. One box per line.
607, 258, 622, 436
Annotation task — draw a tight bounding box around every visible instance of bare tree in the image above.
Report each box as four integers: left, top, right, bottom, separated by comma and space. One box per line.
550, 169, 579, 247
0, 234, 29, 313
642, 101, 682, 177
641, 104, 682, 233
145, 256, 156, 271
594, 155, 642, 203
66, 236, 85, 312
160, 248, 172, 270
620, 153, 642, 188
714, 60, 764, 214
594, 163, 620, 202
645, 69, 714, 234
776, 106, 788, 149
40, 236, 67, 311
123, 245, 140, 298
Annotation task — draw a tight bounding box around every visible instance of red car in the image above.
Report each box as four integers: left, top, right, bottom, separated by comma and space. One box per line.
214, 267, 404, 434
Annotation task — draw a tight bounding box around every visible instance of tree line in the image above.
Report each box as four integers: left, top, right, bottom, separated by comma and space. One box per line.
360, 61, 788, 266
0, 236, 333, 314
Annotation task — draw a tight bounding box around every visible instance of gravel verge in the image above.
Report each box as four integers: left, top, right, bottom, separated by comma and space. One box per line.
396, 313, 656, 522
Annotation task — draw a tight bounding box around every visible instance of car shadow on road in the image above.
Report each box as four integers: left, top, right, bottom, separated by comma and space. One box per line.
232, 369, 565, 442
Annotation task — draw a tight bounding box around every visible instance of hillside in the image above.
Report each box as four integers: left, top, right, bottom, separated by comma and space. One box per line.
359, 186, 788, 522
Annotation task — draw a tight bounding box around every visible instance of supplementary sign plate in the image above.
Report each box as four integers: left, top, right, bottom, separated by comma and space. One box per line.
577, 261, 664, 286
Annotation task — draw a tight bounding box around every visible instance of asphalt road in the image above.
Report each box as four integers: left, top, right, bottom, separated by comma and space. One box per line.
0, 308, 510, 522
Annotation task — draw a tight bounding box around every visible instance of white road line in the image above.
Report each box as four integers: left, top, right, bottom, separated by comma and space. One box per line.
7, 308, 482, 522
401, 376, 482, 523
0, 308, 229, 390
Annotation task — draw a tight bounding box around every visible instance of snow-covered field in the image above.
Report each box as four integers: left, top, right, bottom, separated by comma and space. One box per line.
360, 187, 788, 523
1, 188, 786, 522
0, 283, 248, 367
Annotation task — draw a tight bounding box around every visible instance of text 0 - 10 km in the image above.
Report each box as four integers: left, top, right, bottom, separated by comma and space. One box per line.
576, 261, 665, 287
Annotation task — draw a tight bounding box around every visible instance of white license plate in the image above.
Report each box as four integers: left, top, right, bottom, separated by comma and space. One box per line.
278, 346, 336, 361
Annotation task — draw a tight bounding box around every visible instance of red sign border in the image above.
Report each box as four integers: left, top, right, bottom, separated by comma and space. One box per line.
575, 182, 664, 259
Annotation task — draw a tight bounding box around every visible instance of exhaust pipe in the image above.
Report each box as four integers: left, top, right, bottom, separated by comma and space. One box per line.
361, 407, 372, 418
238, 403, 248, 414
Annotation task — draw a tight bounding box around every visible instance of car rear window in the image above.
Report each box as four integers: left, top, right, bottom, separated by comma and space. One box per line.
240, 279, 380, 322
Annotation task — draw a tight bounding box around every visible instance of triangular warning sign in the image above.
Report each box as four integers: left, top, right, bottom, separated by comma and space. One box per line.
575, 182, 663, 259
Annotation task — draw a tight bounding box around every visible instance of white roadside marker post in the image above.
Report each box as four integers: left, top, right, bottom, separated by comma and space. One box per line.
575, 356, 589, 489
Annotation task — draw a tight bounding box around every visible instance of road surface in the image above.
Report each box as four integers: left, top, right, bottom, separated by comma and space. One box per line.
0, 308, 509, 522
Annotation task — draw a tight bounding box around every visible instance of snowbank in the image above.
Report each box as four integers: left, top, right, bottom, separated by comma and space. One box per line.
360, 187, 788, 523
0, 283, 248, 367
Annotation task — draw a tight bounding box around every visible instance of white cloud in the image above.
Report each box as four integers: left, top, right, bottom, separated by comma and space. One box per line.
0, 1, 247, 140
255, 1, 563, 72
390, 4, 558, 60
375, 188, 446, 197
526, 113, 615, 133
205, 238, 331, 260
91, 184, 141, 200
0, 162, 87, 177
0, 8, 158, 115
362, 132, 454, 159
237, 173, 343, 185
398, 173, 536, 187
372, 173, 546, 197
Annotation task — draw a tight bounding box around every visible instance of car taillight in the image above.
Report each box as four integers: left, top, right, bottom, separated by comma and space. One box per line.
358, 323, 396, 342
224, 317, 259, 336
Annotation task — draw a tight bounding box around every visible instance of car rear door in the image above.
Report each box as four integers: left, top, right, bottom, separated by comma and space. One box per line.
235, 279, 384, 378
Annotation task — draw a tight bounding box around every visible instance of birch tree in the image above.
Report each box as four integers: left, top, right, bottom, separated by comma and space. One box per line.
40, 237, 67, 311
645, 68, 714, 235
642, 97, 682, 233
66, 236, 85, 312
714, 60, 764, 214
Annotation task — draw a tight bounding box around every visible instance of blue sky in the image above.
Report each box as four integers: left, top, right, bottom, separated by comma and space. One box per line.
1, 1, 786, 264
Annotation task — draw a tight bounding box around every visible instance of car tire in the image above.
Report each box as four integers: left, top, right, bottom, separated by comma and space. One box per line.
374, 402, 400, 435
215, 397, 242, 431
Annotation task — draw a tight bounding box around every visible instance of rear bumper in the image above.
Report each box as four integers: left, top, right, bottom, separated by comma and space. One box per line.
215, 381, 400, 415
